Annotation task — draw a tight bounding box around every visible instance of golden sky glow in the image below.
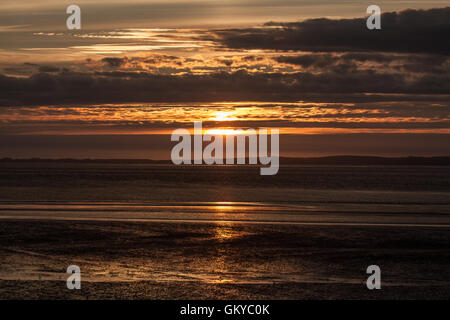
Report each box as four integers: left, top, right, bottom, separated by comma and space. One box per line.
1, 102, 449, 136
0, 2, 449, 158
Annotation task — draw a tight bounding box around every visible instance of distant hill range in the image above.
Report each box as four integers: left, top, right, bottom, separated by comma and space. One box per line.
1, 156, 450, 166
278, 156, 450, 166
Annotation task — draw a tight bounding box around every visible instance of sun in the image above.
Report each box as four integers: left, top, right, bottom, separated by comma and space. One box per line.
211, 111, 237, 122
204, 128, 241, 135
205, 110, 249, 135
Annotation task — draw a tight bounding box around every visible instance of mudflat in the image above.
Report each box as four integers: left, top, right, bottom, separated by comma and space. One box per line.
1, 218, 449, 299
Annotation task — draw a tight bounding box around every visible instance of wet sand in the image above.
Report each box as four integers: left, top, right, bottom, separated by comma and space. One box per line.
1, 201, 450, 226
1, 213, 450, 299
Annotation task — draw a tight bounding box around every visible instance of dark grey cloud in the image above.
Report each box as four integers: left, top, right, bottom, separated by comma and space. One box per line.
101, 57, 128, 68
38, 65, 60, 73
214, 7, 450, 54
0, 66, 449, 106
275, 52, 450, 75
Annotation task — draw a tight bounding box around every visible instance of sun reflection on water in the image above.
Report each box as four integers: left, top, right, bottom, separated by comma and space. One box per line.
213, 222, 236, 241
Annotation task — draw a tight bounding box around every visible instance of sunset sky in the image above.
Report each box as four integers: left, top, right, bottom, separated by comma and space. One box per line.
0, 1, 449, 159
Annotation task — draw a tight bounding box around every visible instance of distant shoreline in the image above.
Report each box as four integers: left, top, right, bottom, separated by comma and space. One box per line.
1, 156, 450, 166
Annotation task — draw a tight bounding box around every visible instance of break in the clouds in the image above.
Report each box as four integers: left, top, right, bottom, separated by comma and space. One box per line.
1, 102, 449, 137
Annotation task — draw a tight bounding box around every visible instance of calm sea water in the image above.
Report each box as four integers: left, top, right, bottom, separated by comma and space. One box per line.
1, 163, 449, 191
0, 163, 449, 218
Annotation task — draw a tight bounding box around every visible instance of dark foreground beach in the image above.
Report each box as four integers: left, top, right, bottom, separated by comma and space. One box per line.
0, 162, 449, 299
1, 218, 450, 299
